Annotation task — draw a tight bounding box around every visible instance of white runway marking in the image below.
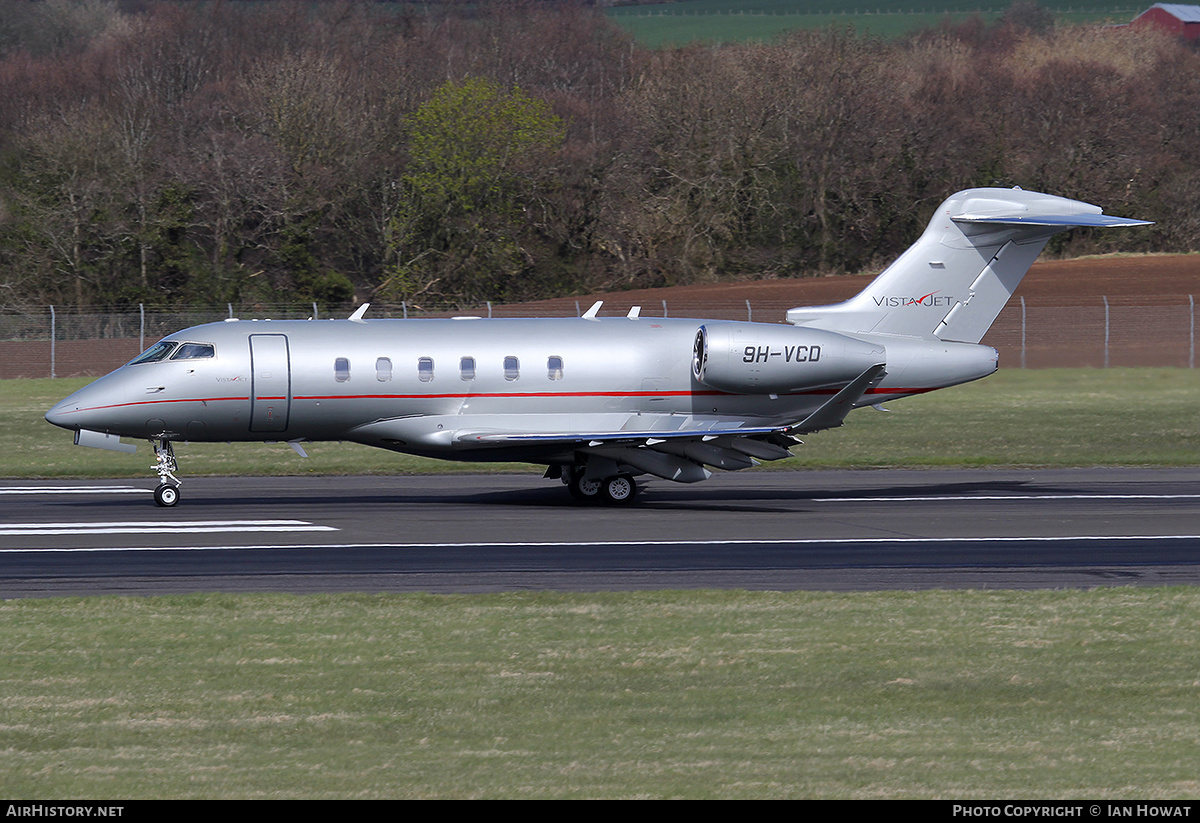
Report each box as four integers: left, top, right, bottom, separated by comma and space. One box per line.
0, 486, 147, 495
5, 534, 1200, 553
0, 520, 337, 536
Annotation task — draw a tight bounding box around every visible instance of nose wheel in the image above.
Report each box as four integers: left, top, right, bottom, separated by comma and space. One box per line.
152, 439, 181, 507
154, 483, 179, 507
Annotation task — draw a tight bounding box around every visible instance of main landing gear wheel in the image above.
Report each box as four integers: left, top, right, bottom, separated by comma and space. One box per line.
601, 474, 637, 505
154, 483, 180, 507
566, 467, 639, 505
568, 469, 603, 503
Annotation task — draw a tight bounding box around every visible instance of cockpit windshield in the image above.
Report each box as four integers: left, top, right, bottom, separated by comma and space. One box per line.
128, 341, 178, 365
170, 342, 215, 361
127, 340, 215, 365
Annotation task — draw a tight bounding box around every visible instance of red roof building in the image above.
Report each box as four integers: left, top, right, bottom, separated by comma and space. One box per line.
1132, 4, 1200, 40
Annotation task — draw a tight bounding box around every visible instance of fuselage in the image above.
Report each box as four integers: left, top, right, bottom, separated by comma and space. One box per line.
41, 186, 1145, 508
44, 314, 997, 464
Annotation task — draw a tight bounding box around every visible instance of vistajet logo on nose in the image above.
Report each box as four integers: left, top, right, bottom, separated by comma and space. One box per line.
874, 291, 955, 307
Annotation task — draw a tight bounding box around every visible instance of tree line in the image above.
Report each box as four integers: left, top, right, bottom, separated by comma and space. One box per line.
0, 0, 1196, 312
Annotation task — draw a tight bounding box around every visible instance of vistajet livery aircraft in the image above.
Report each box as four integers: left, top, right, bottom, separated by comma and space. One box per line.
46, 188, 1149, 506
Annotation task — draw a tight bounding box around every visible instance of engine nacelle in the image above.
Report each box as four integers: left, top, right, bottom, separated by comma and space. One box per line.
692, 323, 885, 395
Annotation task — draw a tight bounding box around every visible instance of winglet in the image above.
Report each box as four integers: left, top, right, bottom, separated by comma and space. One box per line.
790, 364, 886, 435
349, 303, 370, 323
582, 301, 603, 320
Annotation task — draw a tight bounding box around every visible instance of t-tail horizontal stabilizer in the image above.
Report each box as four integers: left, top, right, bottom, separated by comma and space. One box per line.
790, 364, 886, 435
786, 188, 1151, 344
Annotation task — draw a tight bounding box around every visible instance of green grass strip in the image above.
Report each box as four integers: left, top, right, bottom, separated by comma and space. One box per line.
2, 589, 1199, 798
607, 7, 1139, 47
8, 368, 1200, 479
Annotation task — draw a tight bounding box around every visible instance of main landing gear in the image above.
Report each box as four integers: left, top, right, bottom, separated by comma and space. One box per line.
152, 438, 181, 507
565, 467, 639, 505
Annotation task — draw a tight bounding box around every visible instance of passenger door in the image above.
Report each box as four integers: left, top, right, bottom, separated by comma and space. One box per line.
249, 334, 291, 432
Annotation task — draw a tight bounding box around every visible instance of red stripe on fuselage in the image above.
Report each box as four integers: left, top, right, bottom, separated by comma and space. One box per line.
60, 385, 939, 416
56, 396, 249, 415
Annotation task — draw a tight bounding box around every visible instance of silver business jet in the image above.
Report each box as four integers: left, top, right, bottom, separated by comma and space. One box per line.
46, 188, 1149, 506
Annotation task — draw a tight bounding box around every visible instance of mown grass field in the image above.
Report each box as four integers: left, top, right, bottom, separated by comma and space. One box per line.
3, 588, 1200, 799
8, 368, 1200, 479
607, 2, 1142, 46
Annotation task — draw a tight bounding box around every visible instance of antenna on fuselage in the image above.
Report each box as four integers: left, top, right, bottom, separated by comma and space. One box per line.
582, 301, 603, 320
349, 303, 370, 323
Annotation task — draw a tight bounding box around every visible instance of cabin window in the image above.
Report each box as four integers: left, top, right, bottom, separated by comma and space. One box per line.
504, 356, 520, 381
170, 342, 215, 361
376, 357, 392, 382
460, 356, 476, 381
418, 357, 434, 382
334, 357, 350, 382
547, 355, 563, 380
129, 341, 177, 365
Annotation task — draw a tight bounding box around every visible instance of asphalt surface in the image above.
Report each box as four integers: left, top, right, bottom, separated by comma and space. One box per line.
3, 468, 1200, 597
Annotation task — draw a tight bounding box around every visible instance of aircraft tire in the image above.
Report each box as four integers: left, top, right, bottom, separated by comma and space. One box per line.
154, 484, 180, 507
568, 471, 603, 503
601, 474, 637, 505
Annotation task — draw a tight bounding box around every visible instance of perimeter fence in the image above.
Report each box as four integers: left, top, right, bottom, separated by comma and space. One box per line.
1, 295, 1195, 379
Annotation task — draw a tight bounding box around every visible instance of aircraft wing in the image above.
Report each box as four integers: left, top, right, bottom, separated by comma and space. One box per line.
461, 363, 886, 446
454, 421, 799, 483
349, 364, 887, 482
451, 363, 887, 482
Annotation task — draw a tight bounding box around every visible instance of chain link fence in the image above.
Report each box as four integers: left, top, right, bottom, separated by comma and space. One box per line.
1, 295, 1195, 379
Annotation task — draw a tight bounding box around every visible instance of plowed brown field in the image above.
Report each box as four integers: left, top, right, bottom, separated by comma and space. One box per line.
522, 254, 1200, 312
511, 254, 1200, 370
8, 254, 1200, 378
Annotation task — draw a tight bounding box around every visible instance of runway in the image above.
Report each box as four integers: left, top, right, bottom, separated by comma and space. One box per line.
3, 468, 1200, 596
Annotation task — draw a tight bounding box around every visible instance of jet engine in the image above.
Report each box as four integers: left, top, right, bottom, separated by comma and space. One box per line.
692, 323, 886, 395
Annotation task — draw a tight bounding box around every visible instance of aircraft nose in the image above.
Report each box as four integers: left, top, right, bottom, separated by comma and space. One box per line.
46, 372, 142, 436
46, 380, 106, 431
45, 400, 69, 431
45, 396, 79, 430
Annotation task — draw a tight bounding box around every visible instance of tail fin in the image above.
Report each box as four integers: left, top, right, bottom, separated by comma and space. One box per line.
785, 188, 1150, 343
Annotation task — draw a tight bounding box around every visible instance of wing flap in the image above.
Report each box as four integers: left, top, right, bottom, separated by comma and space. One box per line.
455, 365, 885, 470
458, 422, 787, 446
454, 417, 802, 479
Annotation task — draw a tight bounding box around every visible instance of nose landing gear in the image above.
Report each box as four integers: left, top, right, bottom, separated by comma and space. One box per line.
152, 439, 181, 507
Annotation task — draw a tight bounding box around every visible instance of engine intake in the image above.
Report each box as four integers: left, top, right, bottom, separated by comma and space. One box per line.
693, 323, 886, 395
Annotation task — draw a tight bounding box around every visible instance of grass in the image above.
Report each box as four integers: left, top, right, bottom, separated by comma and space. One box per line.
2, 588, 1199, 799
8, 368, 1200, 479
607, 0, 1137, 11
793, 367, 1200, 468
612, 11, 995, 46
606, 3, 1142, 47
